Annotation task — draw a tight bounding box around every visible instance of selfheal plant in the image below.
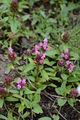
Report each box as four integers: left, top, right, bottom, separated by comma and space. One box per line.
16, 78, 26, 89
32, 38, 48, 64
58, 48, 75, 73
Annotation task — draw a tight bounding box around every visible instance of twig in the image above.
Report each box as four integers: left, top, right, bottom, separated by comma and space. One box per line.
72, 106, 80, 114
54, 107, 67, 120
44, 90, 65, 99
4, 102, 8, 113
42, 91, 67, 120
42, 92, 53, 101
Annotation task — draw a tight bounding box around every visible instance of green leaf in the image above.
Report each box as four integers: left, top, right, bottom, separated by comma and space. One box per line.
9, 89, 19, 94
33, 93, 40, 103
71, 52, 79, 60
68, 98, 75, 107
23, 112, 30, 118
27, 76, 35, 82
6, 97, 18, 102
38, 117, 51, 120
18, 102, 25, 112
0, 99, 4, 108
41, 70, 49, 81
51, 77, 61, 82
23, 63, 35, 73
0, 114, 7, 120
13, 94, 23, 99
1, 0, 11, 5
24, 88, 35, 94
24, 99, 31, 108
48, 83, 56, 88
33, 104, 43, 114
22, 15, 30, 21
53, 114, 59, 120
56, 87, 63, 95
36, 85, 47, 94
55, 81, 67, 96
61, 74, 68, 80
44, 59, 51, 66
8, 111, 14, 120
57, 98, 67, 107
46, 49, 58, 58
68, 77, 80, 82
9, 17, 20, 33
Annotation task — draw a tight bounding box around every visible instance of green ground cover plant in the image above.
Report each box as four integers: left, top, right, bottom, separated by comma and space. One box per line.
0, 0, 80, 120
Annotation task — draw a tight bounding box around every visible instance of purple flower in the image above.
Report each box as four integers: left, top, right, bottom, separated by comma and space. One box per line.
32, 44, 40, 55
42, 38, 48, 51
35, 44, 40, 51
32, 38, 48, 64
57, 60, 64, 67
16, 79, 26, 89
66, 60, 75, 73
61, 49, 70, 60
40, 53, 46, 64
34, 53, 46, 64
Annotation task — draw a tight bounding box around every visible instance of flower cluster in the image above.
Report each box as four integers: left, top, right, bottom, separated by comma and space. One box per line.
58, 49, 75, 73
32, 38, 48, 64
16, 78, 26, 89
8, 47, 17, 61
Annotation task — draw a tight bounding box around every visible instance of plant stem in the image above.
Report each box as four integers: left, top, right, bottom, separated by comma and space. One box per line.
35, 63, 39, 83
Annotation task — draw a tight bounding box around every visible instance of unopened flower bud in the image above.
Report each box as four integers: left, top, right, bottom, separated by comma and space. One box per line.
0, 87, 7, 97
8, 47, 17, 61
4, 76, 12, 86
58, 60, 64, 67
11, 0, 18, 11
61, 32, 69, 43
70, 89, 78, 97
